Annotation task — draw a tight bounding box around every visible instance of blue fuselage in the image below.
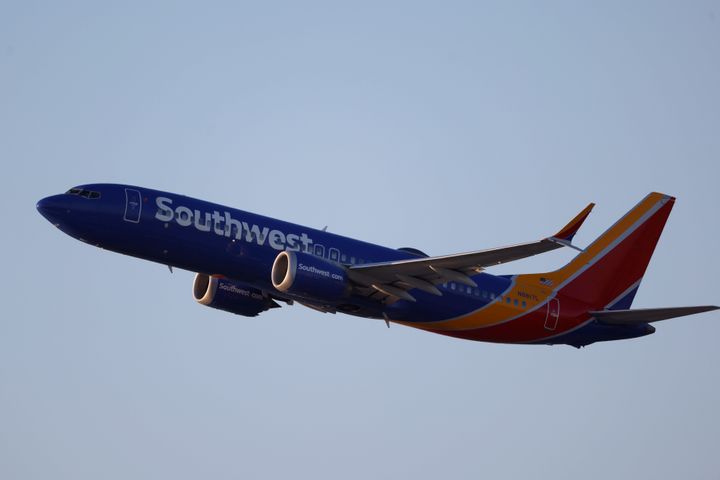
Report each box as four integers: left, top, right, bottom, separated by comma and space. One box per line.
37, 183, 510, 322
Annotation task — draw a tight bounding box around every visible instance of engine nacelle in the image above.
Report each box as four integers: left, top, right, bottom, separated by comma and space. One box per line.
193, 273, 278, 317
271, 251, 350, 301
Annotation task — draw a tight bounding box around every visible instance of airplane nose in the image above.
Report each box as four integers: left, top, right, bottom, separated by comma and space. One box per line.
36, 194, 69, 223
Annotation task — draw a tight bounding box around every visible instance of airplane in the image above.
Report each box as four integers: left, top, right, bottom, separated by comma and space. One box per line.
36, 184, 718, 348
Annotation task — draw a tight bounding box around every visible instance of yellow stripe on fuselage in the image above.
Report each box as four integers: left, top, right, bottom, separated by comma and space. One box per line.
395, 193, 666, 333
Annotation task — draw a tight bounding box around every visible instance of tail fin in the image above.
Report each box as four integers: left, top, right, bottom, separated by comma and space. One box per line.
552, 193, 675, 309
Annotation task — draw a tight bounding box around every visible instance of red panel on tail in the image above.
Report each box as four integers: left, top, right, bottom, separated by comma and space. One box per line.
559, 198, 674, 308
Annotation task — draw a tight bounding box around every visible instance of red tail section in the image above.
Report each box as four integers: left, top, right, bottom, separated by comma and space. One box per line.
552, 193, 675, 309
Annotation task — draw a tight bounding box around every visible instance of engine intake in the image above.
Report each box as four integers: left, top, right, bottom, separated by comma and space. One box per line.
193, 273, 279, 317
271, 251, 349, 301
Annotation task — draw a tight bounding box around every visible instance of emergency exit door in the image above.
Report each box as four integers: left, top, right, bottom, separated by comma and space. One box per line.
544, 298, 560, 331
124, 188, 142, 223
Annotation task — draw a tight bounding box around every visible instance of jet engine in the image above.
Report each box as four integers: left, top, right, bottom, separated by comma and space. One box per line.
192, 273, 280, 317
271, 251, 350, 301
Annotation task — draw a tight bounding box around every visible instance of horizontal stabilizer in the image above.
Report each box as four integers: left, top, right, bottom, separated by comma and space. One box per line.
591, 306, 719, 325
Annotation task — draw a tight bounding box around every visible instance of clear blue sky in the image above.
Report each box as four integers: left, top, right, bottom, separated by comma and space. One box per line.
2, 2, 720, 479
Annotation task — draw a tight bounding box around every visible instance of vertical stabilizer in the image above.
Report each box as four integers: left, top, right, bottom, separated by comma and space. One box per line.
551, 193, 675, 309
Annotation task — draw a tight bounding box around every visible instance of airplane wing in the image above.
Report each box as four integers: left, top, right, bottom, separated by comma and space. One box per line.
591, 306, 720, 325
347, 202, 595, 303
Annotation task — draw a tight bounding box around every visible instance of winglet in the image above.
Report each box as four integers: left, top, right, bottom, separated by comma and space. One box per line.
552, 202, 595, 243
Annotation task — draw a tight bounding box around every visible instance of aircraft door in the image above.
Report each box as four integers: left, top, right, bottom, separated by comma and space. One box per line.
544, 298, 560, 331
124, 188, 142, 223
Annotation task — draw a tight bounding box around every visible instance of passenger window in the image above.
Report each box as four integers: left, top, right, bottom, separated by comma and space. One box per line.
450, 283, 456, 290
522, 301, 527, 308
514, 299, 519, 306
506, 297, 511, 304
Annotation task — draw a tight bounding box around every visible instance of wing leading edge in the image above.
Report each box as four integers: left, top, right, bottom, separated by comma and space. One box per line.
348, 202, 595, 303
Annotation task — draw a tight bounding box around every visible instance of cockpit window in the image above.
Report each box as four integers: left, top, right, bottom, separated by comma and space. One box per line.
66, 187, 101, 199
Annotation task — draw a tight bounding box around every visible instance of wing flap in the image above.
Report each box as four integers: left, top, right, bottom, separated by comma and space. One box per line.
591, 306, 719, 325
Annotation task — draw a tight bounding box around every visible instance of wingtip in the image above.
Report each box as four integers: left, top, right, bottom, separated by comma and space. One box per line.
553, 202, 595, 242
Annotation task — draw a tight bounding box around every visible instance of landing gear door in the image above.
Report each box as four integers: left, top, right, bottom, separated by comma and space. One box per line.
124, 188, 142, 223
